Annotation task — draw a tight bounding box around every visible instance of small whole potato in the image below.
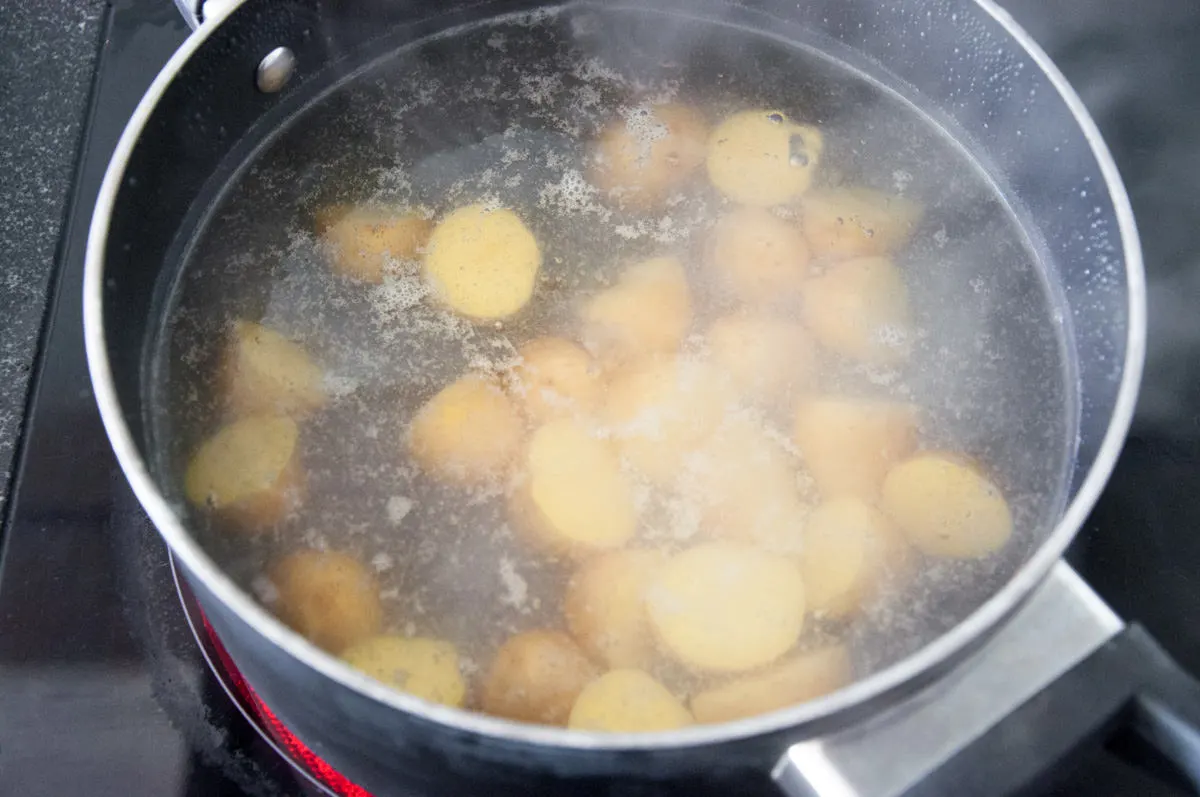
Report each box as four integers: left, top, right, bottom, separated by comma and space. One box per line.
481, 630, 600, 726
706, 314, 817, 406
318, 206, 431, 283
568, 669, 693, 732
690, 645, 851, 724
269, 549, 383, 654
646, 542, 806, 673
580, 256, 693, 367
564, 549, 666, 669
341, 635, 466, 708
881, 452, 1013, 559
423, 204, 541, 321
706, 109, 824, 206
802, 256, 912, 364
708, 208, 812, 305
508, 337, 600, 423
221, 321, 327, 419
802, 187, 924, 260
510, 418, 637, 556
801, 498, 910, 619
590, 104, 709, 208
184, 415, 305, 530
407, 373, 524, 486
792, 397, 918, 501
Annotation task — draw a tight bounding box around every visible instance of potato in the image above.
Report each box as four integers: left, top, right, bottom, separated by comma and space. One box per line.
706, 109, 824, 206
802, 256, 911, 364
881, 453, 1013, 559
708, 208, 812, 305
646, 542, 806, 672
590, 104, 708, 208
508, 337, 600, 423
801, 498, 910, 619
564, 549, 666, 669
685, 416, 807, 554
603, 357, 735, 485
510, 418, 637, 556
221, 321, 326, 418
802, 187, 924, 260
792, 397, 918, 501
408, 373, 524, 486
568, 669, 693, 732
580, 256, 692, 367
184, 415, 305, 530
341, 636, 466, 708
318, 206, 431, 283
706, 314, 817, 405
269, 549, 383, 653
481, 630, 600, 725
690, 645, 851, 724
423, 204, 541, 320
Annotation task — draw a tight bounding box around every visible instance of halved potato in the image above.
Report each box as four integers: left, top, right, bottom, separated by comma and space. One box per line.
580, 256, 692, 367
341, 636, 466, 708
792, 397, 918, 501
708, 208, 812, 304
706, 109, 824, 206
423, 204, 541, 321
508, 337, 600, 423
706, 314, 817, 406
690, 645, 851, 723
318, 206, 431, 283
802, 187, 924, 260
590, 104, 708, 208
184, 415, 305, 530
568, 669, 693, 732
481, 630, 600, 726
510, 418, 637, 556
646, 542, 806, 672
221, 321, 327, 418
564, 549, 666, 669
269, 549, 383, 654
802, 256, 911, 364
801, 498, 910, 619
407, 373, 524, 486
881, 452, 1013, 559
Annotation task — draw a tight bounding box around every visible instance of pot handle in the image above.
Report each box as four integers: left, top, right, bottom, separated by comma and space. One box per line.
773, 568, 1200, 796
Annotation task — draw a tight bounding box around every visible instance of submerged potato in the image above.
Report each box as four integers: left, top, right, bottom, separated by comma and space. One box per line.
269, 549, 383, 654
690, 645, 851, 724
511, 418, 637, 556
481, 630, 600, 726
318, 206, 431, 283
802, 498, 910, 619
184, 415, 305, 530
222, 321, 327, 418
603, 357, 735, 485
802, 256, 911, 364
580, 256, 692, 366
423, 205, 541, 320
646, 542, 806, 672
706, 314, 817, 405
341, 636, 466, 708
792, 397, 918, 501
708, 208, 812, 304
508, 337, 600, 423
590, 104, 708, 207
564, 549, 666, 669
408, 373, 524, 486
881, 453, 1013, 559
802, 187, 924, 260
568, 669, 693, 732
706, 109, 824, 206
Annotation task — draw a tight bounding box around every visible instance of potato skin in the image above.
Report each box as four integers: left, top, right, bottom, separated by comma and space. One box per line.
801, 498, 910, 619
706, 314, 817, 406
318, 206, 431, 283
802, 256, 912, 364
708, 208, 812, 305
568, 669, 693, 732
563, 549, 666, 669
481, 630, 600, 726
579, 256, 693, 367
269, 549, 383, 654
508, 337, 600, 423
792, 397, 918, 501
802, 187, 924, 260
221, 321, 327, 419
690, 645, 851, 724
706, 109, 824, 206
590, 104, 708, 208
341, 635, 466, 708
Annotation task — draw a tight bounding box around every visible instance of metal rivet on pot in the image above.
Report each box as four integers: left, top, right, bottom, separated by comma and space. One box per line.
256, 47, 296, 93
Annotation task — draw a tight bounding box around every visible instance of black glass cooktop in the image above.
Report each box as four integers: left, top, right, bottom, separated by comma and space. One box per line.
1, 1, 1198, 795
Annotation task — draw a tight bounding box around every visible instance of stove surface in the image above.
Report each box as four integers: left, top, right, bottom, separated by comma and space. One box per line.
1, 1, 1198, 795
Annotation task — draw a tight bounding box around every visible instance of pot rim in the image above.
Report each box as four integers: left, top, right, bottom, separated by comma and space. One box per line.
83, 0, 1146, 751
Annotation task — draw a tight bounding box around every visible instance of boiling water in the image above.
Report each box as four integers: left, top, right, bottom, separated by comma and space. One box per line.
150, 7, 1073, 702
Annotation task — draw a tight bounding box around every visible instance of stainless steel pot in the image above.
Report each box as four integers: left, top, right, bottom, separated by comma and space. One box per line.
85, 0, 1147, 794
